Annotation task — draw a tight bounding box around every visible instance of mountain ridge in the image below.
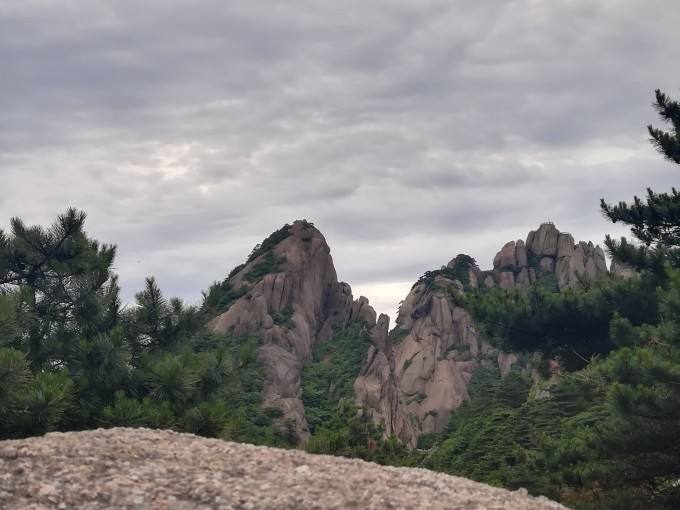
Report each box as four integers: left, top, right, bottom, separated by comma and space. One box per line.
206, 219, 616, 447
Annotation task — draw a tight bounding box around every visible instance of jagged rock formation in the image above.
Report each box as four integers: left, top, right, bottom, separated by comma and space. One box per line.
391, 272, 488, 436
355, 223, 611, 444
486, 223, 608, 291
208, 220, 379, 442
353, 313, 417, 446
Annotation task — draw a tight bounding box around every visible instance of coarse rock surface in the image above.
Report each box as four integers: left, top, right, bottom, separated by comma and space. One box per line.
0, 428, 568, 510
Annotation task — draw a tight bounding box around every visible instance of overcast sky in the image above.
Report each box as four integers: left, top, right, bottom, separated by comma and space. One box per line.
2, 1, 680, 320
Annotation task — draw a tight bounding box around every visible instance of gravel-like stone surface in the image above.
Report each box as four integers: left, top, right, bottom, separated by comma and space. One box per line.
0, 428, 568, 509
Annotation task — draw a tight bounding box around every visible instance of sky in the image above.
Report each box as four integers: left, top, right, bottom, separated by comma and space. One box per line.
1, 0, 680, 321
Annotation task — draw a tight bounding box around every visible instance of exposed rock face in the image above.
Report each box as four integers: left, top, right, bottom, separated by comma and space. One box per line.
353, 314, 417, 447
390, 281, 485, 436
355, 223, 610, 443
485, 223, 608, 291
527, 222, 559, 256
208, 220, 379, 442
493, 241, 517, 268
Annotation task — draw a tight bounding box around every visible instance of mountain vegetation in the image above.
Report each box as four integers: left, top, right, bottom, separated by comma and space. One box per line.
1, 89, 679, 509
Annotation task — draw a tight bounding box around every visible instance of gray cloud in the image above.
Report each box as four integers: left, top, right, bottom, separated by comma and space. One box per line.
1, 0, 680, 317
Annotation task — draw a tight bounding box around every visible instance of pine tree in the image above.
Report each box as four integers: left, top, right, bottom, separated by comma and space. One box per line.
648, 89, 680, 164
600, 90, 680, 272
0, 208, 118, 368
560, 90, 680, 507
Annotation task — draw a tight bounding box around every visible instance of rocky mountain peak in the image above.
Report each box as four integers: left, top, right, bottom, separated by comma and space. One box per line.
486, 222, 608, 291
355, 222, 612, 446
207, 220, 379, 442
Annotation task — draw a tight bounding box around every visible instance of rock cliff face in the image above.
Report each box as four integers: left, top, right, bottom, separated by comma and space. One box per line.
207, 220, 379, 442
353, 313, 418, 446
354, 223, 610, 446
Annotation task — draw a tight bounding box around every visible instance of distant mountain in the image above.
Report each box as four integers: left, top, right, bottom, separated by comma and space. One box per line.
206, 220, 614, 446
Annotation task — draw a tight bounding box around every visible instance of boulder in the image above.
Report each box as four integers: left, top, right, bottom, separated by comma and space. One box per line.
493, 241, 517, 269
527, 223, 559, 256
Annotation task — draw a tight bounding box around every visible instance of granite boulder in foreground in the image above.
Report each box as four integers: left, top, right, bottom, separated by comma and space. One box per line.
0, 428, 568, 510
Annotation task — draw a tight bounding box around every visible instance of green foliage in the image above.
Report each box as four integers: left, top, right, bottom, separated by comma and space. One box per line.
534, 271, 559, 293
469, 274, 660, 370
227, 263, 245, 279
246, 224, 292, 263
0, 293, 20, 348
302, 321, 371, 433
12, 370, 75, 437
101, 391, 149, 427
647, 89, 680, 164
306, 400, 419, 466
244, 251, 286, 283
423, 364, 609, 502
146, 355, 199, 409
201, 279, 247, 315
601, 90, 680, 273
0, 347, 32, 433
416, 254, 477, 290
271, 306, 294, 328
0, 210, 294, 447
181, 400, 230, 437
541, 271, 680, 508
424, 367, 532, 486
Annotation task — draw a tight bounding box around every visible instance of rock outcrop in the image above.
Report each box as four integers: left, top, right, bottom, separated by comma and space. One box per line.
353, 314, 417, 446
0, 428, 568, 510
208, 220, 379, 442
354, 223, 611, 444
391, 277, 486, 435
485, 223, 608, 291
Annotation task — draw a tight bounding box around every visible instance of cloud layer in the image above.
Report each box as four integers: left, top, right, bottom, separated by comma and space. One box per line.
2, 0, 680, 319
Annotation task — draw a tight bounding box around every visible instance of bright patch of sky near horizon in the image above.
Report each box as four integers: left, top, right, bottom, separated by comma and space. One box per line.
1, 0, 680, 320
